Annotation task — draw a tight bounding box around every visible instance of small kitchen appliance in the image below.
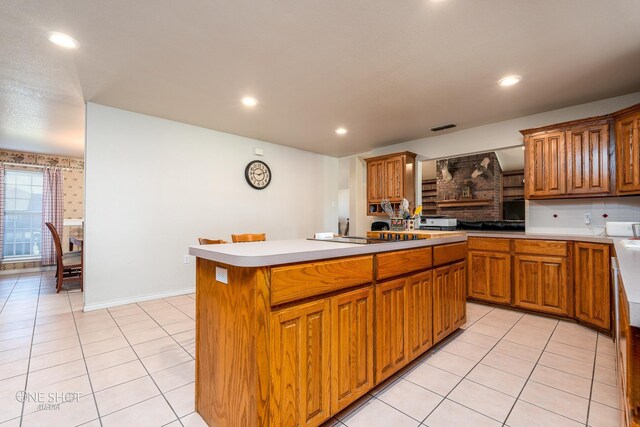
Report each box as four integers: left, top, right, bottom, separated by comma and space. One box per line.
418, 216, 457, 231
605, 221, 639, 237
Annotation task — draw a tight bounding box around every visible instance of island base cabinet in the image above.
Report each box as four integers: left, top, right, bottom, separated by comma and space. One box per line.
407, 271, 434, 359
270, 299, 331, 427
574, 243, 610, 330
433, 261, 466, 344
514, 255, 570, 317
375, 278, 408, 383
330, 287, 374, 414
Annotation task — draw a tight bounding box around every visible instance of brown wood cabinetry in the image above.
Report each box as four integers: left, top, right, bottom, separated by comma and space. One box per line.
375, 277, 408, 382
468, 250, 511, 304
270, 299, 332, 427
433, 260, 466, 344
614, 104, 640, 194
513, 253, 569, 316
330, 287, 374, 413
522, 117, 611, 199
365, 152, 416, 216
574, 242, 610, 330
407, 271, 434, 359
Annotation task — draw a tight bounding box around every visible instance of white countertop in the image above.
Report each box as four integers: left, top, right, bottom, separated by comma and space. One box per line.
189, 236, 467, 267
612, 238, 640, 327
466, 231, 613, 244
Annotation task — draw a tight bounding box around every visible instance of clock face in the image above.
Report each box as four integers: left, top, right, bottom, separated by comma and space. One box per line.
245, 160, 272, 189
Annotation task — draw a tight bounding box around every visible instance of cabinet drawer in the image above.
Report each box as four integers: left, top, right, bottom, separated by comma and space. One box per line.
376, 247, 432, 281
271, 256, 373, 306
433, 243, 467, 266
468, 237, 511, 252
514, 239, 567, 256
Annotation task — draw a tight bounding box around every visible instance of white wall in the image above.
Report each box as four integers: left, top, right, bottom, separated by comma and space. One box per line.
84, 103, 339, 310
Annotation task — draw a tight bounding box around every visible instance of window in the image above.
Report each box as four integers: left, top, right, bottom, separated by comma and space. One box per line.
3, 170, 43, 259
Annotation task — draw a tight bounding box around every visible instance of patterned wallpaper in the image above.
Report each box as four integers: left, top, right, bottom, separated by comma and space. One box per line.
1, 149, 84, 271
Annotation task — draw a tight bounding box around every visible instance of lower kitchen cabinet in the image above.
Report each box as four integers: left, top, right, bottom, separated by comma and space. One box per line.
434, 261, 467, 344
468, 250, 511, 304
514, 254, 570, 316
330, 287, 374, 413
407, 271, 434, 359
270, 299, 332, 427
574, 242, 611, 330
375, 277, 408, 382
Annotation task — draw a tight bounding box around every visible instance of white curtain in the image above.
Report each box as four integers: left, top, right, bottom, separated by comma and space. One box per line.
41, 167, 64, 265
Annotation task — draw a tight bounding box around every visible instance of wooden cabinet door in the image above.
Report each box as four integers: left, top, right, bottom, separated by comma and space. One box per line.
407, 271, 433, 359
574, 243, 611, 330
367, 160, 385, 202
616, 112, 640, 194
514, 254, 569, 316
375, 277, 408, 382
384, 156, 405, 201
433, 265, 452, 344
270, 300, 331, 427
525, 131, 566, 198
330, 287, 374, 413
450, 261, 467, 329
468, 251, 511, 304
566, 124, 610, 195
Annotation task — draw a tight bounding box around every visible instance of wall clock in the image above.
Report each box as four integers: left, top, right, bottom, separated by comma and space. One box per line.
245, 160, 272, 189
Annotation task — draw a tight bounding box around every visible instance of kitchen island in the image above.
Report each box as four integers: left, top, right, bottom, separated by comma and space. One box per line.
189, 235, 467, 427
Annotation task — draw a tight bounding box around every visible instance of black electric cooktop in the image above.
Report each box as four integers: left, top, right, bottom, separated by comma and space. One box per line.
307, 236, 394, 245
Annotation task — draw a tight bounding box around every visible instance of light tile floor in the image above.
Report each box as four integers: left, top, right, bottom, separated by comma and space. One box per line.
0, 272, 624, 427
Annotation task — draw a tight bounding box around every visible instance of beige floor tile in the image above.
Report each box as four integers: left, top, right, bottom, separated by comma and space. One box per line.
376, 378, 442, 421
124, 327, 169, 345
101, 395, 177, 427
476, 316, 515, 330
133, 337, 180, 358
519, 381, 589, 423
517, 313, 558, 331
20, 392, 99, 427
84, 347, 138, 373
0, 347, 30, 366
81, 336, 130, 358
545, 340, 596, 363
114, 313, 152, 326
596, 335, 616, 357
22, 374, 93, 416
492, 339, 542, 363
425, 350, 477, 377
467, 322, 509, 339
530, 364, 592, 398
448, 379, 516, 422
466, 363, 526, 397
78, 326, 124, 345
538, 351, 594, 379
164, 382, 195, 417
0, 359, 28, 381
591, 381, 621, 409
506, 400, 583, 427
588, 401, 624, 427
454, 330, 499, 349
94, 376, 160, 415
180, 411, 211, 427
119, 319, 158, 334
551, 328, 597, 350
508, 323, 553, 339
368, 374, 401, 396
334, 394, 372, 421
151, 360, 195, 393
441, 339, 489, 362
164, 320, 195, 335
502, 329, 549, 350
32, 327, 77, 344
140, 347, 193, 373
424, 398, 501, 427
339, 397, 416, 427
596, 352, 616, 370
109, 306, 145, 318
403, 363, 461, 396
594, 366, 617, 387
28, 345, 83, 372
89, 360, 147, 392
30, 336, 80, 357
26, 359, 87, 390
482, 350, 536, 378
0, 375, 26, 423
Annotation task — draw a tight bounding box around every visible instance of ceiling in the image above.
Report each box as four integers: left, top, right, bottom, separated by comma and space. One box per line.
2, 1, 640, 158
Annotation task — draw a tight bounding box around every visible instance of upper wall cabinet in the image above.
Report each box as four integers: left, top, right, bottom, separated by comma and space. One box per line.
365, 152, 416, 216
614, 104, 640, 195
522, 116, 612, 199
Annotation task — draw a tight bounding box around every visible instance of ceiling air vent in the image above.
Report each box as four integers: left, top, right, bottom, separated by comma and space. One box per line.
430, 123, 457, 132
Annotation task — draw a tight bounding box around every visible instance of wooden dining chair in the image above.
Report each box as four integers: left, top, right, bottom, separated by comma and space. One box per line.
198, 238, 227, 245
45, 222, 82, 293
231, 233, 266, 243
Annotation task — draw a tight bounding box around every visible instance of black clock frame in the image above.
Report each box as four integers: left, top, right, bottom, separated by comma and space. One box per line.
244, 160, 272, 189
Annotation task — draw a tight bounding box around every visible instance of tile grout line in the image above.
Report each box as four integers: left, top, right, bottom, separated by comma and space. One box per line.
103, 306, 185, 426
0, 275, 20, 314
134, 302, 195, 361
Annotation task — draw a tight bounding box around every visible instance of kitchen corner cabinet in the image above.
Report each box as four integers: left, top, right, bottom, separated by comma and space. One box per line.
433, 261, 466, 344
467, 237, 511, 304
522, 117, 611, 199
574, 242, 610, 330
365, 152, 416, 216
614, 104, 640, 194
270, 299, 332, 427
330, 287, 374, 413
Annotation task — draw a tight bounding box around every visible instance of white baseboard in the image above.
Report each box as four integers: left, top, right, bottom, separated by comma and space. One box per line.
0, 266, 55, 275
83, 287, 195, 312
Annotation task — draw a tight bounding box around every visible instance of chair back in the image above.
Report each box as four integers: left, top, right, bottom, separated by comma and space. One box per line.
198, 238, 226, 245
45, 222, 64, 273
231, 233, 266, 243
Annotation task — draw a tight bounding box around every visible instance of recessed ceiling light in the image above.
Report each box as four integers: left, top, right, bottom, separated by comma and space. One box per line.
335, 127, 348, 135
47, 31, 80, 49
241, 97, 258, 107
498, 75, 522, 87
